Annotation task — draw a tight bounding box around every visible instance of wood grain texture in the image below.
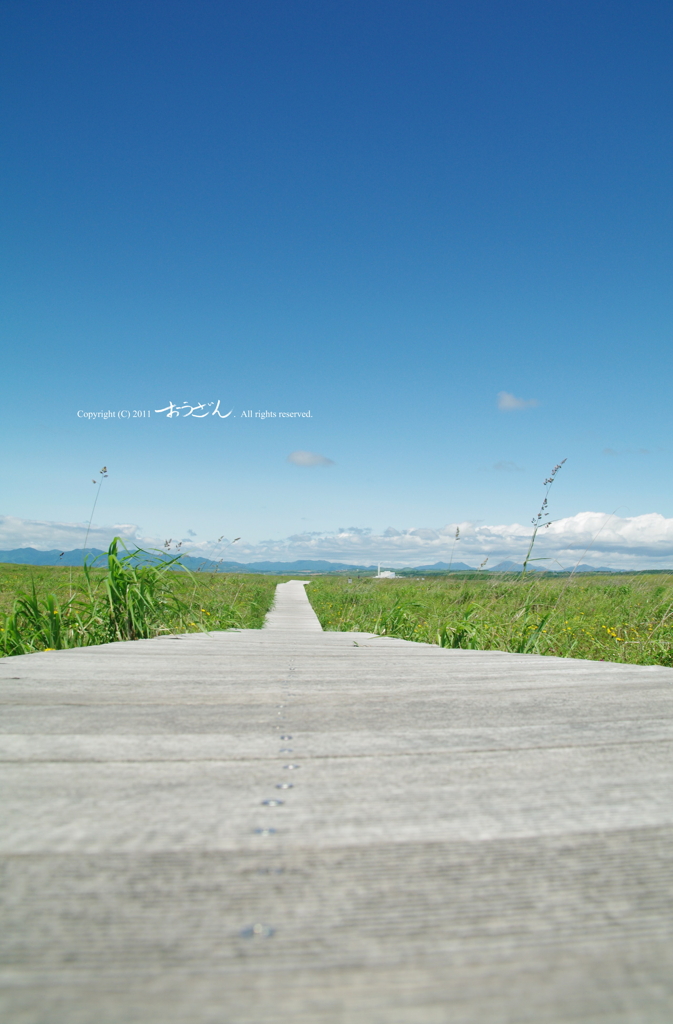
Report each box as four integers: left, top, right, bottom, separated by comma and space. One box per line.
1, 581, 672, 1022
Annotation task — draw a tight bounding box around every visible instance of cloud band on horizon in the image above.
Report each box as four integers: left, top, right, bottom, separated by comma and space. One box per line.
3, 512, 673, 570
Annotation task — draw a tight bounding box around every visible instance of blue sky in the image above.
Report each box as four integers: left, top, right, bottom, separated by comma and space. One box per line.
2, 0, 672, 566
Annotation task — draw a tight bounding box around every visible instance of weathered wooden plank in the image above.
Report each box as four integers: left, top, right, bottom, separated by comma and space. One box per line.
1, 581, 671, 1022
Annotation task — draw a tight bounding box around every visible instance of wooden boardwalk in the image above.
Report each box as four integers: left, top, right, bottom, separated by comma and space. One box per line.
1, 580, 672, 1023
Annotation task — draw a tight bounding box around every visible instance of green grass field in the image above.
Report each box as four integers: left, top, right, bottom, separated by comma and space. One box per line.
305, 573, 673, 667
0, 545, 279, 656
4, 547, 673, 668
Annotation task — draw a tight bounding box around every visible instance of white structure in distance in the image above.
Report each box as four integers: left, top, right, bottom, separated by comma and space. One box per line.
373, 563, 396, 579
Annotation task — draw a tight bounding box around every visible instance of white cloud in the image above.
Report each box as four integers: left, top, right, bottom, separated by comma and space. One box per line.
497, 391, 539, 411
5, 512, 673, 569
0, 515, 142, 552
286, 450, 335, 467
603, 447, 651, 456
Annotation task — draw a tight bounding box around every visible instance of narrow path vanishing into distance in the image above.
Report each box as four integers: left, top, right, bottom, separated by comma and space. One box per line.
1, 579, 672, 1023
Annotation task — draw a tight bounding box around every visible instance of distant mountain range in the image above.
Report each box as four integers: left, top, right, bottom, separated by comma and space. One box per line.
0, 547, 109, 567
0, 548, 619, 573
487, 561, 617, 573
0, 548, 376, 573
413, 561, 475, 571
394, 559, 617, 574
488, 560, 545, 572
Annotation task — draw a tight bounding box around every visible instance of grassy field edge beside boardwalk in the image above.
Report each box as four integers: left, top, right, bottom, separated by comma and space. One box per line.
0, 541, 280, 657
306, 574, 673, 668
6, 550, 673, 668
